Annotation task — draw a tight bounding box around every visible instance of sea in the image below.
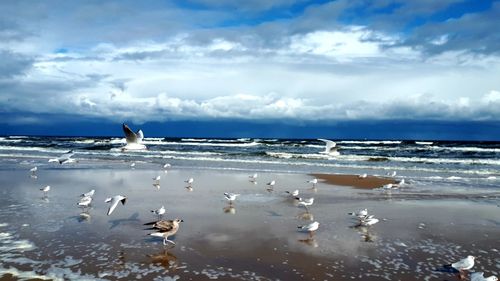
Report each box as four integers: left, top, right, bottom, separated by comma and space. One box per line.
1, 135, 499, 193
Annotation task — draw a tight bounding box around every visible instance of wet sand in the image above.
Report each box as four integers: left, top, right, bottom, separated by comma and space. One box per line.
0, 163, 499, 280
312, 173, 396, 189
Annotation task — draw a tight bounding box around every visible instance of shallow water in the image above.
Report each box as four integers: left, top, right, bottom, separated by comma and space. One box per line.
0, 165, 499, 280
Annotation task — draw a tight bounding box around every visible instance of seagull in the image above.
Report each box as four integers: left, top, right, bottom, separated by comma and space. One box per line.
307, 178, 318, 188
266, 180, 275, 187
163, 163, 171, 171
298, 221, 320, 236
48, 150, 75, 164
121, 123, 147, 151
296, 197, 314, 211
224, 192, 240, 203
77, 196, 92, 210
348, 208, 368, 217
40, 185, 50, 195
381, 183, 394, 190
249, 173, 258, 181
153, 175, 161, 181
285, 190, 299, 197
146, 219, 184, 246
185, 178, 194, 186
30, 167, 37, 174
358, 173, 367, 179
446, 255, 476, 278
471, 272, 498, 281
151, 206, 166, 220
387, 171, 397, 177
318, 139, 340, 156
105, 195, 127, 216
81, 189, 95, 198
357, 216, 379, 227
130, 162, 136, 168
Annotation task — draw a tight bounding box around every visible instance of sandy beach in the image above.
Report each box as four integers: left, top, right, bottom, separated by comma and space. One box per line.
0, 162, 499, 281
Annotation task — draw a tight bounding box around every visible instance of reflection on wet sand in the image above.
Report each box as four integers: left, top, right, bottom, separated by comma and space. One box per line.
355, 226, 377, 242
298, 237, 319, 248
148, 249, 179, 270
297, 211, 314, 221
223, 204, 236, 214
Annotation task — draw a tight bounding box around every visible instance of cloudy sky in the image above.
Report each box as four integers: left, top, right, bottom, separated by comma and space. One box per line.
1, 0, 499, 139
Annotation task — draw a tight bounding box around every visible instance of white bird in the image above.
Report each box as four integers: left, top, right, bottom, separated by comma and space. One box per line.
285, 190, 299, 197
78, 196, 92, 209
30, 167, 37, 173
358, 216, 379, 226
105, 195, 127, 216
307, 178, 318, 188
396, 179, 405, 186
348, 208, 368, 217
266, 180, 275, 187
296, 197, 314, 210
381, 183, 394, 190
249, 173, 258, 181
298, 221, 320, 235
447, 255, 476, 272
48, 150, 75, 164
387, 171, 397, 177
151, 205, 166, 219
130, 162, 136, 168
185, 178, 194, 185
121, 123, 146, 151
224, 192, 240, 203
153, 175, 161, 181
318, 139, 340, 156
40, 185, 50, 195
358, 173, 367, 179
81, 189, 95, 198
471, 272, 498, 281
163, 163, 171, 169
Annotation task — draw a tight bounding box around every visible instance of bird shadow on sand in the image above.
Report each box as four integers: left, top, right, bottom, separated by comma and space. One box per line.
108, 212, 140, 229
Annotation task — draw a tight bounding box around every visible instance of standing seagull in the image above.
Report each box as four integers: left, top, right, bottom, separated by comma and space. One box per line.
307, 178, 318, 188
296, 197, 314, 211
81, 189, 95, 198
105, 195, 127, 216
446, 255, 476, 278
249, 173, 258, 182
121, 123, 147, 151
77, 196, 92, 211
318, 139, 340, 156
298, 221, 320, 237
184, 178, 194, 186
40, 185, 50, 196
30, 167, 38, 174
151, 205, 166, 220
224, 192, 240, 204
146, 219, 184, 245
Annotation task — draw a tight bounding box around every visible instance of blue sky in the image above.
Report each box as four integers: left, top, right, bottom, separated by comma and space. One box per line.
1, 0, 499, 140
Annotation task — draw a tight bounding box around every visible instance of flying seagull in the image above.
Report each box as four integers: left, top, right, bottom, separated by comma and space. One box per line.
121, 124, 146, 151
318, 139, 340, 156
48, 150, 76, 164
105, 195, 127, 216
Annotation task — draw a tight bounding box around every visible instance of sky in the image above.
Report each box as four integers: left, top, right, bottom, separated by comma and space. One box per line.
1, 0, 500, 140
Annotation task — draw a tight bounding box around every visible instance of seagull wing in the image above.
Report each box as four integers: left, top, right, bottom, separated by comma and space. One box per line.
318, 139, 336, 153
136, 130, 144, 142
452, 257, 470, 270
154, 220, 175, 232
122, 124, 138, 144
107, 196, 120, 215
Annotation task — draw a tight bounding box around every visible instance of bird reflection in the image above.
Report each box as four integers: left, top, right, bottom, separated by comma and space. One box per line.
223, 204, 236, 214
153, 183, 161, 190
297, 211, 314, 221
148, 249, 178, 270
30, 174, 38, 179
78, 211, 91, 223
298, 237, 319, 248
108, 212, 140, 229
40, 196, 49, 203
185, 186, 193, 192
355, 226, 377, 242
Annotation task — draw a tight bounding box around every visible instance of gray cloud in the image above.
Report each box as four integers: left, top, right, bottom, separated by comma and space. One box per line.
0, 51, 33, 78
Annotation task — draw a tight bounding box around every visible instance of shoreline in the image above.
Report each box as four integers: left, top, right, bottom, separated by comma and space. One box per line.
312, 173, 397, 189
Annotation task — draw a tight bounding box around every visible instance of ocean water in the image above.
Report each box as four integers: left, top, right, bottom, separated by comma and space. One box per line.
1, 136, 499, 193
